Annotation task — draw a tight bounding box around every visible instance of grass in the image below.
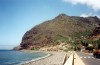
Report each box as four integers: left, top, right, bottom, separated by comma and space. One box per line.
54, 34, 69, 42
73, 31, 91, 38
31, 47, 39, 50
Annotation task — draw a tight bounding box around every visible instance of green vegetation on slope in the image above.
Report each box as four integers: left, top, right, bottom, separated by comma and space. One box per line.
53, 34, 69, 42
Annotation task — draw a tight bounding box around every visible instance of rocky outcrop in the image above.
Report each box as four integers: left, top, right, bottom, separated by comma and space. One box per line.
15, 14, 100, 50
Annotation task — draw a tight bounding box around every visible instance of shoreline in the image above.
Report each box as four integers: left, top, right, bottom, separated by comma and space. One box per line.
20, 53, 51, 65
19, 51, 67, 65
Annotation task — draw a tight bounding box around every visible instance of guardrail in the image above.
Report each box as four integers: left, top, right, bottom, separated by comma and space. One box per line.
63, 53, 74, 65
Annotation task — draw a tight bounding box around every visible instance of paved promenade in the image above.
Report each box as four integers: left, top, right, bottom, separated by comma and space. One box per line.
74, 52, 85, 65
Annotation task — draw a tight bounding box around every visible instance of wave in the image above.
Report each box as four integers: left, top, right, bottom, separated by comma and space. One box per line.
19, 53, 51, 65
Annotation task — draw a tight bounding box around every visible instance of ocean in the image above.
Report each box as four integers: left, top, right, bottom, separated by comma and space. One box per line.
0, 50, 47, 65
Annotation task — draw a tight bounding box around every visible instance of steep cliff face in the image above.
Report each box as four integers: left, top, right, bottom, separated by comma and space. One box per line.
16, 14, 100, 50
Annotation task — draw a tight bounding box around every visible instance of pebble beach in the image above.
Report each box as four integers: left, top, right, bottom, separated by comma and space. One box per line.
21, 51, 68, 65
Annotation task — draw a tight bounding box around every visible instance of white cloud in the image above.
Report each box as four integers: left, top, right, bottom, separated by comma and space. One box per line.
80, 13, 100, 18
63, 0, 100, 11
80, 13, 92, 17
80, 14, 89, 17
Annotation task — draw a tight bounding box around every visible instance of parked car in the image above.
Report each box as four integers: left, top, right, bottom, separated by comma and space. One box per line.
93, 49, 100, 58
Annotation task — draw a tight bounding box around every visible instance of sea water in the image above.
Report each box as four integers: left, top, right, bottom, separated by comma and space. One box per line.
0, 50, 47, 65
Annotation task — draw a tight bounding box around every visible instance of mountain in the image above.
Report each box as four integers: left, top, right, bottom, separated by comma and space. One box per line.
14, 14, 100, 50
88, 23, 100, 40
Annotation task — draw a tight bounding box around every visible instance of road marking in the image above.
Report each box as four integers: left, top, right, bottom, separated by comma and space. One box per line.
80, 56, 94, 58
84, 57, 86, 58
80, 57, 83, 58
88, 57, 91, 58
91, 57, 94, 58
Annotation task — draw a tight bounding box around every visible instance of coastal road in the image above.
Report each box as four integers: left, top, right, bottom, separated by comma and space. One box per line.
76, 52, 100, 65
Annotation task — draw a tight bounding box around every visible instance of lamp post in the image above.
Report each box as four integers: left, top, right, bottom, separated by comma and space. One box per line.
72, 40, 74, 51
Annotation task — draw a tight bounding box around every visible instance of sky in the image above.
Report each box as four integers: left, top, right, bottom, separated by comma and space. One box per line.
0, 0, 100, 49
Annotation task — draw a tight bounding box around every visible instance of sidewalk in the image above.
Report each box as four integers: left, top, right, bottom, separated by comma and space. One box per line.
64, 53, 73, 65
74, 52, 85, 65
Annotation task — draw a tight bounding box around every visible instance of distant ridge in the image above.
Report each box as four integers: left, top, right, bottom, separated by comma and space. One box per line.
14, 13, 100, 50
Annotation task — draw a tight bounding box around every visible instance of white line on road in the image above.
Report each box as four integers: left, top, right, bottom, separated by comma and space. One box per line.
80, 57, 94, 58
